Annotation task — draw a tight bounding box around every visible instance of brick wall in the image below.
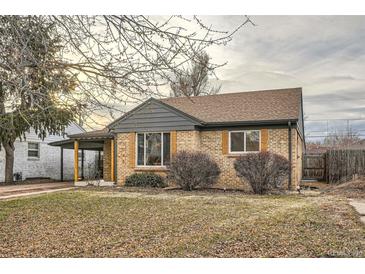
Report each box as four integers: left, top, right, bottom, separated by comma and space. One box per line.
199, 129, 304, 189
291, 129, 304, 189
116, 132, 169, 185
115, 128, 304, 189
116, 131, 200, 185
176, 130, 201, 152
200, 130, 245, 189
103, 139, 112, 181
268, 128, 303, 189
116, 133, 128, 185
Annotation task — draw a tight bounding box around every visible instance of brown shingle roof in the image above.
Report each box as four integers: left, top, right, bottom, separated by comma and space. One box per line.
159, 87, 302, 123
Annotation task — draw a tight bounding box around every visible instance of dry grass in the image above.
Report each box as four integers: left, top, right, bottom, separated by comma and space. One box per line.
0, 189, 364, 258
323, 178, 365, 199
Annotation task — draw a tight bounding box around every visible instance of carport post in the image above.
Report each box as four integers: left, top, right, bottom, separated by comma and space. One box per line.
74, 140, 79, 182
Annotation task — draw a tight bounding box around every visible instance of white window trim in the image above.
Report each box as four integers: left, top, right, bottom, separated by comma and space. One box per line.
228, 130, 261, 154
135, 132, 170, 167
28, 142, 40, 158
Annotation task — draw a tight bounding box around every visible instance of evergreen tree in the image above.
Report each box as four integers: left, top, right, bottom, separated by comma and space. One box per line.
0, 16, 77, 183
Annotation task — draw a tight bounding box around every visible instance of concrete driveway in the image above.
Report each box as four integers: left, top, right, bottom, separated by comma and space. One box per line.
0, 182, 74, 200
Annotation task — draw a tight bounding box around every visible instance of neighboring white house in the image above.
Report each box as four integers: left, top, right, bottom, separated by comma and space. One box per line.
0, 122, 98, 182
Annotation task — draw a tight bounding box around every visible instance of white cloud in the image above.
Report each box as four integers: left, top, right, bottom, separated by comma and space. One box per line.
90, 16, 365, 136
196, 16, 365, 136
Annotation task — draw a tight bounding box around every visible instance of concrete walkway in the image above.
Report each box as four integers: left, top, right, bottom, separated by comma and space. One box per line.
0, 182, 74, 200
349, 199, 365, 224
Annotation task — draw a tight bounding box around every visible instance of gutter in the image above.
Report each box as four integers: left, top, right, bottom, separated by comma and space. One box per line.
200, 119, 299, 128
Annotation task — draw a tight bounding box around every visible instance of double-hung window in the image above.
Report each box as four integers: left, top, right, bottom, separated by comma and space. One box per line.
229, 130, 260, 153
28, 142, 40, 158
136, 132, 170, 166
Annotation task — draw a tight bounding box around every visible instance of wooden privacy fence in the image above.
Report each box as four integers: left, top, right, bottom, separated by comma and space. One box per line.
325, 149, 365, 184
303, 154, 326, 180
303, 149, 365, 183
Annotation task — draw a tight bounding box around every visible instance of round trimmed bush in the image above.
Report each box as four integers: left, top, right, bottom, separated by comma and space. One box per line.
125, 173, 167, 188
168, 151, 221, 191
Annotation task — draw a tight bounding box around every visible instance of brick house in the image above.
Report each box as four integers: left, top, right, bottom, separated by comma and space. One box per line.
50, 87, 305, 189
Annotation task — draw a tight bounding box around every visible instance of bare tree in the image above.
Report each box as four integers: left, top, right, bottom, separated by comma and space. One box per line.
324, 129, 361, 148
0, 15, 253, 183
170, 51, 221, 97
49, 16, 253, 126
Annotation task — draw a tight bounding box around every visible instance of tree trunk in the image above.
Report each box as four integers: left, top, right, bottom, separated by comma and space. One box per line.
3, 141, 15, 184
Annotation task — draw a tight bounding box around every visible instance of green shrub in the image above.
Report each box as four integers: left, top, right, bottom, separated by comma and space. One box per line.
124, 173, 167, 188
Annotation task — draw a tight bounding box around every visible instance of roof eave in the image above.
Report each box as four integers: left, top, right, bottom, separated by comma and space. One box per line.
49, 136, 111, 147
68, 134, 113, 139
200, 118, 299, 127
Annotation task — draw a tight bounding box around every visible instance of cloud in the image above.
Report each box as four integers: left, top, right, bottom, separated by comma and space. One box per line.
198, 16, 365, 137
87, 16, 365, 137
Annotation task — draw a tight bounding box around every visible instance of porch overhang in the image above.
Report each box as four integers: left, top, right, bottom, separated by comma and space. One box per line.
48, 128, 114, 150
49, 138, 108, 150
48, 129, 115, 184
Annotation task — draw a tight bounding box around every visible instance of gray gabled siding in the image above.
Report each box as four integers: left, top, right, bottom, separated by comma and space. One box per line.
110, 100, 198, 133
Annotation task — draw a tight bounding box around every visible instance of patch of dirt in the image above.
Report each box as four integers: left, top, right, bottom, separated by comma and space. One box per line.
323, 178, 365, 199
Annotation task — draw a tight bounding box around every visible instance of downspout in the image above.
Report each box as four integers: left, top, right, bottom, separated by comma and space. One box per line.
288, 121, 292, 190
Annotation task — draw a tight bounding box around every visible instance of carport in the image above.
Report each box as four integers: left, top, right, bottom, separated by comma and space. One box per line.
49, 129, 116, 185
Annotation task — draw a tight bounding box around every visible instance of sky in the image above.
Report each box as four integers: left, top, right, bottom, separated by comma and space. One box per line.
82, 15, 365, 141
197, 16, 365, 141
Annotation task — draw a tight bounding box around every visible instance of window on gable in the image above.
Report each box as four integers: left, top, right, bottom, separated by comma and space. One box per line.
28, 142, 40, 158
136, 132, 170, 166
229, 130, 260, 153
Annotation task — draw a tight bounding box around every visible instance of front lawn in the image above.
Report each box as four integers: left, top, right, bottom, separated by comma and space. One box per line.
0, 189, 364, 257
